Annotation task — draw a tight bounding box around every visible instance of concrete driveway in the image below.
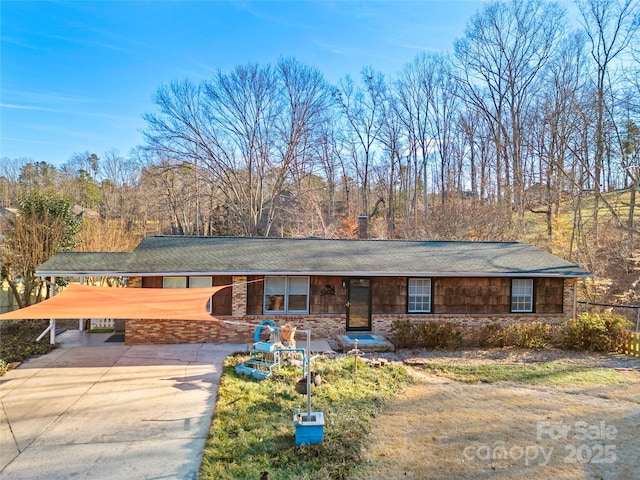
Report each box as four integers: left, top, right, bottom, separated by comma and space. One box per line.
0, 338, 245, 480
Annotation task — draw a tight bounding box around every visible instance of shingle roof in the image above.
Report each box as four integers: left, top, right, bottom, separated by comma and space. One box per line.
37, 236, 590, 278
37, 252, 133, 275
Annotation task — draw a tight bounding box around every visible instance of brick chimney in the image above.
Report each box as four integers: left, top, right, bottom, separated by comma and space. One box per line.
357, 215, 369, 239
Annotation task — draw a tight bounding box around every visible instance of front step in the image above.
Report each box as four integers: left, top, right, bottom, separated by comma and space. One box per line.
335, 333, 395, 353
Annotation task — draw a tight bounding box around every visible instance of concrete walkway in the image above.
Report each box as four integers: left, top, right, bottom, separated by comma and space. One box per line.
0, 338, 245, 480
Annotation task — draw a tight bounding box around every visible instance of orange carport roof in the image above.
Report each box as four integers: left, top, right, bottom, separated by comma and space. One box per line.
0, 284, 229, 321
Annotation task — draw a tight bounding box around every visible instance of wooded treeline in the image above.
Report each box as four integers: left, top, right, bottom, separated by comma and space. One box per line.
1, 0, 639, 304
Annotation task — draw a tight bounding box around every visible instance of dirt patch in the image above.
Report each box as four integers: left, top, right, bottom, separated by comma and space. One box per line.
358, 350, 640, 480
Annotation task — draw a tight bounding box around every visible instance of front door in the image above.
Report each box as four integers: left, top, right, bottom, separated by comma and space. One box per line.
346, 278, 371, 331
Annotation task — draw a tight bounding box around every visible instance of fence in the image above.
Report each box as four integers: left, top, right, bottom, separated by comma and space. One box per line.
1, 282, 20, 314
577, 301, 640, 332
577, 301, 640, 358
1, 281, 44, 314
90, 318, 115, 330
620, 332, 640, 358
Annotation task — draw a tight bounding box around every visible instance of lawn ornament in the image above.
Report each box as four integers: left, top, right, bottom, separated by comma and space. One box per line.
233, 320, 325, 445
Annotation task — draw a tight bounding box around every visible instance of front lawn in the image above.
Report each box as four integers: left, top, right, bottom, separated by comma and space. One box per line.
359, 361, 640, 479
202, 350, 640, 480
417, 362, 625, 385
200, 354, 412, 480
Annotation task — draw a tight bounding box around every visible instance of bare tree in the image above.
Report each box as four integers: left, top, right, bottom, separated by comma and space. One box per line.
458, 103, 496, 201
334, 67, 387, 217
428, 54, 460, 203
377, 83, 404, 238
454, 0, 566, 214
139, 159, 201, 235
0, 157, 30, 207
623, 41, 640, 246
529, 31, 589, 249
144, 58, 332, 237
98, 149, 142, 231
576, 0, 640, 243
395, 53, 437, 231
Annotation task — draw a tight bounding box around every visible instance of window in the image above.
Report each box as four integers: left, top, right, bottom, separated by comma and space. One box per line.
408, 278, 431, 313
287, 277, 309, 312
264, 276, 309, 314
163, 276, 187, 289
188, 276, 212, 288
189, 277, 213, 313
511, 279, 534, 312
163, 276, 213, 313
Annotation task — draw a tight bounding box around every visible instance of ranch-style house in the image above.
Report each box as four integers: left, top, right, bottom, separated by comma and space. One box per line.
36, 234, 591, 345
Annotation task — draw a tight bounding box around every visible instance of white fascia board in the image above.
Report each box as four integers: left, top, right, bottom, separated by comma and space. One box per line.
122, 270, 592, 278
36, 270, 131, 276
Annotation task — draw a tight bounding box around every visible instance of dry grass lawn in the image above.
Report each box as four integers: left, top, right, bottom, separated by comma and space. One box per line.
358, 353, 640, 480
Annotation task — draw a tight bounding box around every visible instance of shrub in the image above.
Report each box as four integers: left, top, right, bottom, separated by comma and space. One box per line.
390, 320, 462, 349
479, 324, 508, 347
479, 322, 550, 349
0, 320, 56, 374
389, 320, 418, 349
416, 321, 463, 349
506, 322, 550, 349
563, 312, 632, 352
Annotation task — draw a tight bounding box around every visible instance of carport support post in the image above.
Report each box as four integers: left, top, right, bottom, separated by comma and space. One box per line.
79, 275, 85, 331
50, 276, 56, 345
36, 276, 56, 344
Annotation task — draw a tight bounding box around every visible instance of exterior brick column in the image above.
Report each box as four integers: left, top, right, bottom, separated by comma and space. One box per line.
232, 275, 247, 317
563, 278, 577, 319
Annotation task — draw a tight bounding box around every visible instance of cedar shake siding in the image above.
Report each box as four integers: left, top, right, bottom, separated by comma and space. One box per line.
432, 277, 563, 314
311, 276, 348, 314
372, 277, 406, 313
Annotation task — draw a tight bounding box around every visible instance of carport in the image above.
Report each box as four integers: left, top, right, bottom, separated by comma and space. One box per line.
0, 284, 245, 480
0, 283, 229, 343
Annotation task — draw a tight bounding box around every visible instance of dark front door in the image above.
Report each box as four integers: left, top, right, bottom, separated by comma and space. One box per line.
346, 278, 371, 331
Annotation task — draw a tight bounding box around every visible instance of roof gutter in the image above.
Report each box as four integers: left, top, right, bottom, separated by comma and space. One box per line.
36, 269, 592, 278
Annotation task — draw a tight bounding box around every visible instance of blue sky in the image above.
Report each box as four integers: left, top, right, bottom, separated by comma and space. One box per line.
3, 0, 497, 167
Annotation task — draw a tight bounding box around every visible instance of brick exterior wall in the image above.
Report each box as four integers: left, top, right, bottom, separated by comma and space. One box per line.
232, 275, 247, 317
123, 276, 578, 345
124, 311, 572, 345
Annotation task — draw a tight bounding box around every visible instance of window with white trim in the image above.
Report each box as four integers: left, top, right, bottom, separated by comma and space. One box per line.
264, 276, 309, 314
408, 278, 431, 313
511, 279, 534, 312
